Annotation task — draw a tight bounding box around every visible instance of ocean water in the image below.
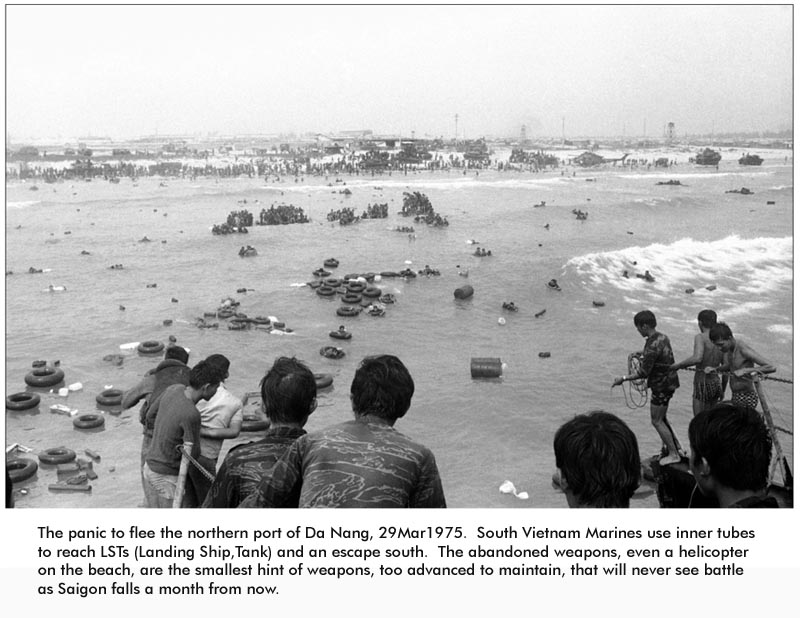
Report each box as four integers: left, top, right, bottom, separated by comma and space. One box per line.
4, 150, 793, 508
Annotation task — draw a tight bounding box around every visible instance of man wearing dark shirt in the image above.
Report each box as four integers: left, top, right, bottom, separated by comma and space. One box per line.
242, 354, 446, 508
613, 310, 682, 465
689, 403, 779, 508
143, 360, 220, 508
203, 357, 316, 508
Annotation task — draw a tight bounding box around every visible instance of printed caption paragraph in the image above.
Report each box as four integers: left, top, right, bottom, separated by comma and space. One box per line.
35, 523, 757, 597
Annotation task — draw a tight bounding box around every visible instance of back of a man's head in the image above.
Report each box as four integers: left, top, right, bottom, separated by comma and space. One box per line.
205, 353, 231, 381
688, 403, 772, 492
553, 411, 641, 508
165, 345, 189, 365
189, 360, 221, 390
697, 309, 717, 329
350, 355, 414, 421
260, 357, 317, 424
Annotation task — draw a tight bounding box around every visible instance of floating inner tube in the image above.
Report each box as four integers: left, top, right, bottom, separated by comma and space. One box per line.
73, 413, 105, 429
38, 447, 77, 465
342, 293, 362, 304
314, 373, 334, 389
330, 330, 352, 340
203, 311, 217, 318
7, 458, 38, 483
272, 321, 286, 329
379, 294, 396, 304
316, 285, 336, 297
362, 286, 381, 298
307, 280, 323, 289
323, 277, 342, 287
251, 316, 271, 325
323, 259, 339, 268
95, 388, 123, 406
138, 340, 165, 355
592, 301, 605, 307
368, 307, 385, 317
346, 281, 366, 293
380, 271, 400, 278
336, 306, 360, 317
6, 391, 41, 411
241, 414, 270, 432
228, 322, 249, 331
313, 269, 331, 277
320, 346, 346, 359
24, 367, 66, 387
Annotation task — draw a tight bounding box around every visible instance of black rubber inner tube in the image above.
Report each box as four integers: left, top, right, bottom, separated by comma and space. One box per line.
138, 341, 165, 354
38, 447, 77, 465
24, 367, 66, 387
6, 391, 41, 410
95, 388, 123, 406
73, 414, 105, 429
7, 458, 38, 483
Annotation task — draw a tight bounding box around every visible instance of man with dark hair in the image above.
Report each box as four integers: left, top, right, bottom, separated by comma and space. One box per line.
203, 357, 316, 508
143, 360, 221, 508
613, 310, 682, 465
121, 345, 190, 505
688, 403, 777, 507
708, 322, 776, 410
189, 354, 243, 504
670, 309, 725, 416
553, 411, 641, 508
242, 354, 445, 508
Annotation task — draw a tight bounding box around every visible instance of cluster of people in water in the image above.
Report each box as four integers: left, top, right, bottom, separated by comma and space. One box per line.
572, 208, 589, 220
255, 203, 310, 225
474, 247, 492, 257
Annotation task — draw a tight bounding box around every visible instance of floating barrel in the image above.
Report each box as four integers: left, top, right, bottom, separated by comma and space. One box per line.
454, 285, 474, 300
471, 357, 502, 378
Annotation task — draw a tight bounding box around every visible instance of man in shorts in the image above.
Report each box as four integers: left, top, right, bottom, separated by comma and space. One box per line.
708, 322, 776, 410
613, 310, 682, 465
669, 309, 724, 416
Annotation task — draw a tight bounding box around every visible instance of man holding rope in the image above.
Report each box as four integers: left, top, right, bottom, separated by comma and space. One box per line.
707, 322, 776, 410
613, 310, 682, 465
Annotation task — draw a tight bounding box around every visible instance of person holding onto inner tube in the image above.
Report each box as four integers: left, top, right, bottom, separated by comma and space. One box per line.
241, 354, 446, 508
122, 345, 190, 506
188, 354, 243, 505
613, 310, 682, 466
553, 411, 640, 508
707, 322, 776, 411
669, 309, 726, 416
143, 359, 221, 508
203, 357, 316, 508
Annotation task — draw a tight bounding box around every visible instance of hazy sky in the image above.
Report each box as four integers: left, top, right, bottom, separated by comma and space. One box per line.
5, 4, 793, 141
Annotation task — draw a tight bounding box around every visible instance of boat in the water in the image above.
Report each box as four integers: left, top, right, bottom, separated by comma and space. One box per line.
649, 377, 793, 508
738, 153, 764, 166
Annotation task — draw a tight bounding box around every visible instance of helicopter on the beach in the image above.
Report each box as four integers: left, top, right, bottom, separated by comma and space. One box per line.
570, 151, 630, 167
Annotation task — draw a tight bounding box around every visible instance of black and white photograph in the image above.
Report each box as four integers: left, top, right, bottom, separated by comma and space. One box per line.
4, 5, 793, 515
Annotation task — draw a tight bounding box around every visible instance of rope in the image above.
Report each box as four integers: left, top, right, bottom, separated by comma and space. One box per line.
175, 444, 216, 483
618, 352, 649, 409
676, 366, 792, 385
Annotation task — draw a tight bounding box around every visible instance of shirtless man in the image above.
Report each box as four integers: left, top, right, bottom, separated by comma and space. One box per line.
670, 310, 725, 415
707, 322, 776, 410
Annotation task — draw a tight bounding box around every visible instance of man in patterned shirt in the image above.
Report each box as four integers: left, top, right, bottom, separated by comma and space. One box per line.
242, 354, 446, 508
202, 357, 316, 508
613, 310, 682, 465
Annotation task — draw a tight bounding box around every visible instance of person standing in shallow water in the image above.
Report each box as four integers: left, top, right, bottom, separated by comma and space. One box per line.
707, 322, 776, 410
669, 309, 725, 416
613, 310, 682, 465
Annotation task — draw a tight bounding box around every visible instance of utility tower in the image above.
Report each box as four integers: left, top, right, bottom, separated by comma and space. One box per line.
454, 114, 459, 143
666, 122, 675, 142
